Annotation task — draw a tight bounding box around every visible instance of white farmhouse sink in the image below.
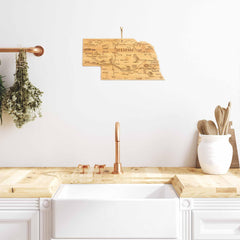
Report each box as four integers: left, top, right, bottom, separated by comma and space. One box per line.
52, 184, 179, 239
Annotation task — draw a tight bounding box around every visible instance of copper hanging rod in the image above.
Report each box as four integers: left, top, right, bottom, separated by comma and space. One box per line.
0, 45, 44, 57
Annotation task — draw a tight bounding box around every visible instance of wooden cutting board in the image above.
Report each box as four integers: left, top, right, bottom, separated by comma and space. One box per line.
196, 124, 239, 168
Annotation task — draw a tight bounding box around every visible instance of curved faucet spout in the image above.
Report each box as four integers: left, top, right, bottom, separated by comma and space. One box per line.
113, 121, 123, 174
115, 122, 120, 142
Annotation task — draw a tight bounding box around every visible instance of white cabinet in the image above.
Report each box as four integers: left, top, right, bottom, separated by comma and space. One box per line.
180, 198, 240, 240
0, 195, 240, 240
0, 198, 41, 240
0, 210, 39, 240
192, 210, 240, 239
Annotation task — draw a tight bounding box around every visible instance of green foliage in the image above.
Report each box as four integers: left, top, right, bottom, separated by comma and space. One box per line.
4, 50, 43, 128
0, 74, 6, 124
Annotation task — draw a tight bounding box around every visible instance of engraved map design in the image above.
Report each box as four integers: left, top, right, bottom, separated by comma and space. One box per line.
82, 39, 164, 80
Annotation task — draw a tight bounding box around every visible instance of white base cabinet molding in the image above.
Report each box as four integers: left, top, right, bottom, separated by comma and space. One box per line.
0, 197, 240, 240
0, 199, 39, 240
40, 199, 52, 240
180, 198, 240, 240
0, 198, 51, 240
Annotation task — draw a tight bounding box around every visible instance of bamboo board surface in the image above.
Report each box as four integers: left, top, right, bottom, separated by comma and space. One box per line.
82, 39, 164, 80
0, 167, 240, 198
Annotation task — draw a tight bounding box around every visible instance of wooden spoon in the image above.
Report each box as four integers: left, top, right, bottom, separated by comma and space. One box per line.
222, 102, 231, 135
197, 120, 218, 135
224, 121, 232, 135
205, 120, 218, 135
197, 120, 207, 135
215, 105, 224, 135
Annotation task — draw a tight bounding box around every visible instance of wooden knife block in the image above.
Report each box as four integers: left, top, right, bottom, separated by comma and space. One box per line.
196, 124, 239, 168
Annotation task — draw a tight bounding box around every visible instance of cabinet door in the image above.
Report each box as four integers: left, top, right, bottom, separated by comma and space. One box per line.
193, 210, 240, 239
0, 210, 39, 240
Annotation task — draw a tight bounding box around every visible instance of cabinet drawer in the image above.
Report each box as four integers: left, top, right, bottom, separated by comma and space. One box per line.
193, 210, 240, 239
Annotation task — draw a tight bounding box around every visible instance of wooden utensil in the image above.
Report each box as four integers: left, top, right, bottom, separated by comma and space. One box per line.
225, 121, 232, 135
197, 120, 218, 135
197, 120, 207, 135
215, 105, 224, 135
222, 102, 231, 135
205, 120, 218, 135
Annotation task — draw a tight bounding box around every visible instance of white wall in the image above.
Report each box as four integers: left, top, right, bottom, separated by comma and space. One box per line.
0, 0, 239, 167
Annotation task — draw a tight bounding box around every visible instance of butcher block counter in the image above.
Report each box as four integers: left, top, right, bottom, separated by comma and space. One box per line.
0, 167, 240, 198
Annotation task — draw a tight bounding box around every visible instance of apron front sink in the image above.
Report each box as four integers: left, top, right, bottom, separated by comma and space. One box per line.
52, 184, 179, 239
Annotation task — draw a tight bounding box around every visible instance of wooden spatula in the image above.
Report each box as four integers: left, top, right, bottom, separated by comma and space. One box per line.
197, 120, 218, 135
197, 120, 207, 135
222, 102, 231, 135
215, 105, 224, 135
205, 120, 218, 135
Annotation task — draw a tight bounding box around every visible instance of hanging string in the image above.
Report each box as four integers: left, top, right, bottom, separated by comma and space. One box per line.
120, 27, 123, 41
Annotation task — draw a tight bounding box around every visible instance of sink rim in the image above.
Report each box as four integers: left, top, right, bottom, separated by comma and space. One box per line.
53, 183, 178, 200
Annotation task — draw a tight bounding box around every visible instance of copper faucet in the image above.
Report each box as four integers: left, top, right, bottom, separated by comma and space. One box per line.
113, 122, 123, 174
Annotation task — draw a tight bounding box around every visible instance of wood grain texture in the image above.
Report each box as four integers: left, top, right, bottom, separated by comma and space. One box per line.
1, 167, 240, 198
82, 39, 164, 80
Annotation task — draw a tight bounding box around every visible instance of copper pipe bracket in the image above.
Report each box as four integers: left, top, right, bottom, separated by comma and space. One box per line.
0, 45, 44, 57
33, 46, 44, 56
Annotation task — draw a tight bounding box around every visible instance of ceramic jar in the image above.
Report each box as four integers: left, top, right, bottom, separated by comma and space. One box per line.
198, 134, 233, 174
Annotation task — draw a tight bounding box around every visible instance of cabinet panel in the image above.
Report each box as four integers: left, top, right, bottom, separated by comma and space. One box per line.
193, 210, 240, 239
53, 199, 178, 239
0, 210, 39, 240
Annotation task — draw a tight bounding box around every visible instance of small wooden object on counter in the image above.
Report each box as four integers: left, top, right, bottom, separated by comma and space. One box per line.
172, 173, 240, 198
94, 164, 106, 174
77, 164, 90, 174
196, 122, 239, 168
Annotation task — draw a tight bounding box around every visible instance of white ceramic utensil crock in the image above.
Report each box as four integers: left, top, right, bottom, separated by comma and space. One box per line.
198, 134, 233, 174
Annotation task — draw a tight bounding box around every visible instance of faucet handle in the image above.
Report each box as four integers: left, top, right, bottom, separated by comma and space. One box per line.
94, 164, 106, 174
77, 164, 90, 174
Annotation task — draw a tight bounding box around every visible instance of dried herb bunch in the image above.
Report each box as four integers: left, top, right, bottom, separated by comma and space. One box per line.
0, 73, 6, 124
4, 50, 43, 128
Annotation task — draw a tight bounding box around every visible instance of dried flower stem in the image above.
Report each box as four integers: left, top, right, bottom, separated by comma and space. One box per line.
4, 50, 43, 128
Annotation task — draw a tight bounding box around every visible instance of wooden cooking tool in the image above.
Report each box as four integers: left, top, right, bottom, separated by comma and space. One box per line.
197, 120, 218, 135
197, 120, 207, 135
225, 121, 232, 135
215, 105, 224, 135
205, 120, 218, 135
222, 102, 231, 135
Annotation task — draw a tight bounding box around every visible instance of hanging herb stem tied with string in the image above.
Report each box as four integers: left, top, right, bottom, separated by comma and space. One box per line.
0, 72, 6, 124
4, 50, 43, 128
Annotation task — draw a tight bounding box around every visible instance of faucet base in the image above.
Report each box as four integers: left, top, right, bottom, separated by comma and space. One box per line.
112, 163, 123, 174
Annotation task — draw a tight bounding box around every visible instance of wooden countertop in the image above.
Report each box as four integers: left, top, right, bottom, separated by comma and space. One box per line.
0, 167, 239, 198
